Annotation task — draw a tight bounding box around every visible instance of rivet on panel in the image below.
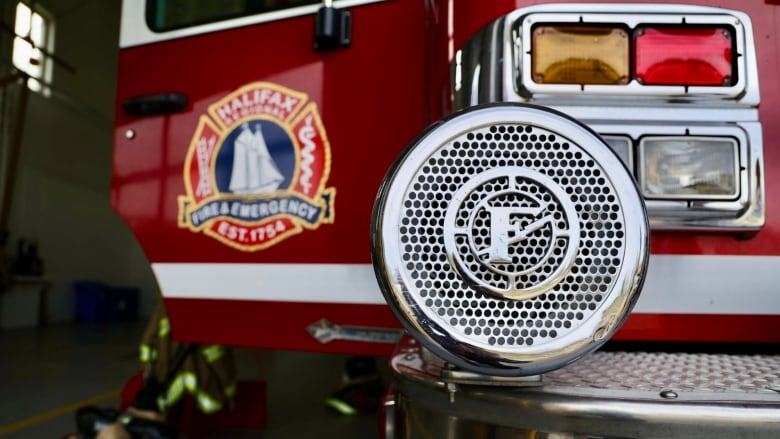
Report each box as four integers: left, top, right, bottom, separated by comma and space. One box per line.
659, 389, 678, 399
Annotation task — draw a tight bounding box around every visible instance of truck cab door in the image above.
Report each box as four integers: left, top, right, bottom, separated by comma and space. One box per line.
113, 0, 429, 354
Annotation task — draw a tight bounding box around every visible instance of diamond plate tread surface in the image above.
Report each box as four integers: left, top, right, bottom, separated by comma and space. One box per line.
546, 351, 780, 394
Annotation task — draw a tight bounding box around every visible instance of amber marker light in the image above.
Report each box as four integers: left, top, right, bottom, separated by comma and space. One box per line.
635, 27, 734, 86
531, 25, 629, 85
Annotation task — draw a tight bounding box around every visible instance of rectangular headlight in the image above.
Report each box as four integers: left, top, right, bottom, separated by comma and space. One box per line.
639, 137, 739, 200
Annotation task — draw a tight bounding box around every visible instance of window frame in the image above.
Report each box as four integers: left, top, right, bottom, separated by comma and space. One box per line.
12, 0, 55, 95
145, 0, 322, 33
120, 0, 387, 48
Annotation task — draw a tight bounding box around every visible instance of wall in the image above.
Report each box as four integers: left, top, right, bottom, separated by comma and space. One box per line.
1, 0, 159, 323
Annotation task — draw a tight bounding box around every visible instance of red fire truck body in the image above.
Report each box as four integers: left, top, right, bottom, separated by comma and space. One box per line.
112, 0, 779, 355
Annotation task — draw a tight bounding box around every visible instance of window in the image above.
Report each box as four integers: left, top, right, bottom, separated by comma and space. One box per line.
12, 1, 55, 95
146, 0, 320, 32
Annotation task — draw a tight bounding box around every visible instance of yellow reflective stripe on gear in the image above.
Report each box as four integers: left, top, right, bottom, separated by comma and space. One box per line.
224, 381, 238, 399
158, 372, 196, 412
156, 395, 166, 412
155, 372, 229, 415
196, 391, 223, 414
184, 373, 197, 392
139, 345, 157, 363
325, 397, 357, 415
202, 345, 225, 363
158, 317, 170, 337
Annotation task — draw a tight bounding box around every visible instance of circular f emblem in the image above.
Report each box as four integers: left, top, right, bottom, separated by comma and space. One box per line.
444, 167, 580, 300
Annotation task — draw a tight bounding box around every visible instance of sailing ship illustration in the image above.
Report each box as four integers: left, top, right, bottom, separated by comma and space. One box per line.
228, 122, 284, 194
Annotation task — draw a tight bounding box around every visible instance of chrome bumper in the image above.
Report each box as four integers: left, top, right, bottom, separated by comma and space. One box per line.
387, 336, 780, 439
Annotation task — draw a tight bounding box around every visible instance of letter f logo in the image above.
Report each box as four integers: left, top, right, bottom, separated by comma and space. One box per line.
444, 168, 580, 299
485, 206, 551, 264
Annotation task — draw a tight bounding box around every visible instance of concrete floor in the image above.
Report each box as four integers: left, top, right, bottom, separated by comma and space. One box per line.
0, 321, 380, 438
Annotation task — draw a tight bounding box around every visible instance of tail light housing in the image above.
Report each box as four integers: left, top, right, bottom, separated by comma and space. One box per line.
519, 11, 747, 97
530, 24, 734, 88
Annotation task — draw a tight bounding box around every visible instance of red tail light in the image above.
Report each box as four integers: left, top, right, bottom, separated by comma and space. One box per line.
634, 27, 733, 86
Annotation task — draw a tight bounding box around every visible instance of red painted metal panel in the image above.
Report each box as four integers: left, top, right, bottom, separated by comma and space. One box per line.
112, 0, 780, 351
113, 1, 429, 265
113, 2, 429, 352
615, 313, 780, 343
164, 298, 400, 356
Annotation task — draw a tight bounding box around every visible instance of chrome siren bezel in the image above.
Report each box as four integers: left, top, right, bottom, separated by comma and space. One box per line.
372, 104, 649, 376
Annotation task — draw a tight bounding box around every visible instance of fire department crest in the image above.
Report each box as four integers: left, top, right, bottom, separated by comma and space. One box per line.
178, 82, 335, 251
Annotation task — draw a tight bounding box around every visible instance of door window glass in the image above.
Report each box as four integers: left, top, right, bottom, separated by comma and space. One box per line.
146, 0, 321, 32
12, 1, 55, 94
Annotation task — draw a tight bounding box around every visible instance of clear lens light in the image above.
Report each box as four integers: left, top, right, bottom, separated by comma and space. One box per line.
603, 136, 632, 170
640, 137, 738, 199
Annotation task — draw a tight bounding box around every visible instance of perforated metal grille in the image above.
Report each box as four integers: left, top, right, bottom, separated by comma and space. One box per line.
547, 352, 780, 394
449, 168, 579, 297
399, 123, 626, 348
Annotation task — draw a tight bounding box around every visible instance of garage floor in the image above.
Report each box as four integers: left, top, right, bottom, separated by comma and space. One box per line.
0, 321, 380, 438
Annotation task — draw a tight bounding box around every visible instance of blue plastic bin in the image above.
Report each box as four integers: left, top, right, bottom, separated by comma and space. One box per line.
74, 282, 110, 323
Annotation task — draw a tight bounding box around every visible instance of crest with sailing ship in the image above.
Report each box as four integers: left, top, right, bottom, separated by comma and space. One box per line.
178, 82, 335, 251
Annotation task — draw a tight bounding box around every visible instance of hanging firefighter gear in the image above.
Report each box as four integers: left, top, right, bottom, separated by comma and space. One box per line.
136, 302, 237, 415
73, 302, 237, 439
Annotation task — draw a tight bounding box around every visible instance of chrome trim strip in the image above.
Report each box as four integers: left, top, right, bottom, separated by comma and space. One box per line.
306, 319, 403, 344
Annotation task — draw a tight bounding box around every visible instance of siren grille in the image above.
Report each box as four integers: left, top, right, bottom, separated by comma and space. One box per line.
373, 104, 648, 376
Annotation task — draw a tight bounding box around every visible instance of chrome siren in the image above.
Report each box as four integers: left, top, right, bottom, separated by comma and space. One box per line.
372, 104, 649, 376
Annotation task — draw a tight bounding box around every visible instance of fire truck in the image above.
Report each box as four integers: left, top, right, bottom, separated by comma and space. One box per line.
113, 0, 780, 437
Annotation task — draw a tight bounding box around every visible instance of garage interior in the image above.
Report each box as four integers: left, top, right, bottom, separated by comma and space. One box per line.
0, 1, 378, 437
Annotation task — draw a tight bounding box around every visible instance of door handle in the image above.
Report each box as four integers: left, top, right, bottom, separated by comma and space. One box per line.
123, 92, 187, 116
307, 319, 403, 344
